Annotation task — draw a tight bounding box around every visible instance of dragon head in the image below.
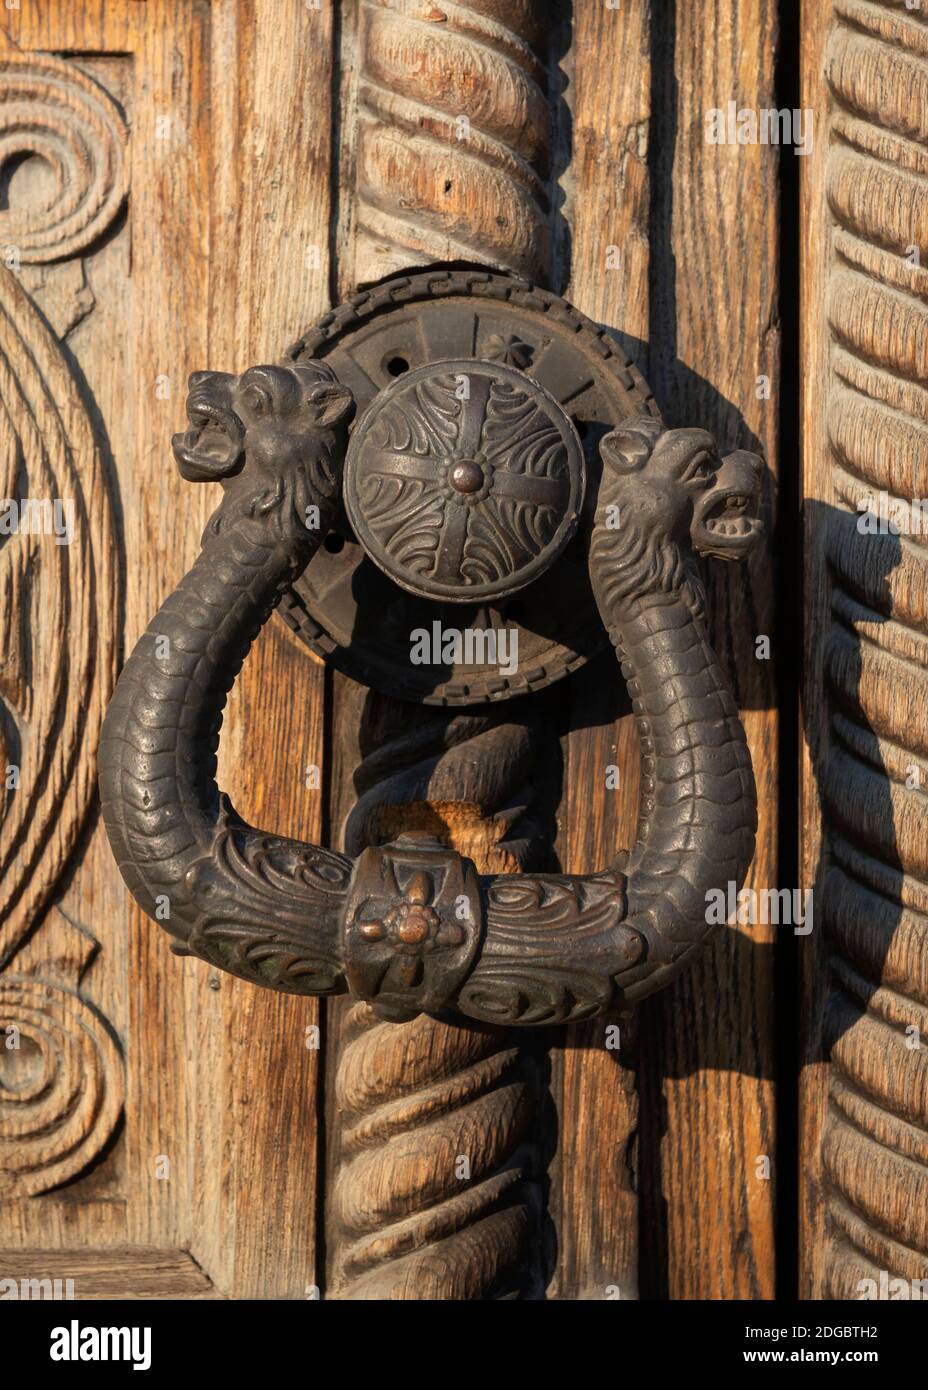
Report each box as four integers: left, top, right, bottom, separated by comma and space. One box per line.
599, 415, 763, 560
172, 360, 354, 521
591, 415, 763, 611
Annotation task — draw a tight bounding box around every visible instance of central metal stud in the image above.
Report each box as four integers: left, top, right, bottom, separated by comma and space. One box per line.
449, 458, 484, 493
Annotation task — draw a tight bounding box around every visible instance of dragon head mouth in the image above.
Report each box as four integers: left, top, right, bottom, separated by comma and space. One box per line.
172, 371, 244, 481
170, 363, 354, 487
597, 418, 765, 564
691, 448, 764, 560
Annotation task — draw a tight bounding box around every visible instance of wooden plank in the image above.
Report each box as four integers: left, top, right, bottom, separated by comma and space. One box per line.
639, 0, 779, 1299
196, 0, 336, 1298
1, 0, 132, 51
548, 0, 650, 1302
0, 1249, 219, 1299
801, 0, 928, 1300
799, 0, 832, 1305
3, 1201, 128, 1251
119, 0, 214, 1266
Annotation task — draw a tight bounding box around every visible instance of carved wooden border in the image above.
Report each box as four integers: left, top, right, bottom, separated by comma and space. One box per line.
0, 51, 123, 1197
802, 0, 928, 1297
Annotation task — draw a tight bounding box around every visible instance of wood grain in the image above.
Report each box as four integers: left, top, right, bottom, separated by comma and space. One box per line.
0, 1248, 219, 1299
199, 0, 336, 1301
546, 0, 650, 1302
120, 0, 214, 1276
638, 0, 779, 1299
801, 0, 928, 1300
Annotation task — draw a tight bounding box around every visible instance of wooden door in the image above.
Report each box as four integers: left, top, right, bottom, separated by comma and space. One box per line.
1, 0, 787, 1302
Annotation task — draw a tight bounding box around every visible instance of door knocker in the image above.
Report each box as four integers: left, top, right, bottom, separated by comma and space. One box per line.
99, 270, 763, 1025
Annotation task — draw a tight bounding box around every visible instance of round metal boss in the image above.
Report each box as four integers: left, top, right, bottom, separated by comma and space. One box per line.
343, 358, 585, 604
281, 269, 660, 706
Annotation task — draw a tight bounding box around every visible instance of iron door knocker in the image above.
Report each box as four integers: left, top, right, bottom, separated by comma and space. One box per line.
99, 270, 764, 1025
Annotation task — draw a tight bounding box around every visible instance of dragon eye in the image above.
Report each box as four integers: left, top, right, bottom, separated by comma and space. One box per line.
684, 451, 712, 483
243, 382, 270, 416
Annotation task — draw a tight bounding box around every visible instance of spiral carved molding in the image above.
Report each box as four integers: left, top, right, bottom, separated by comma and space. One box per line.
328, 693, 550, 1299
330, 1002, 542, 1298
819, 0, 928, 1297
333, 0, 557, 1296
350, 0, 553, 283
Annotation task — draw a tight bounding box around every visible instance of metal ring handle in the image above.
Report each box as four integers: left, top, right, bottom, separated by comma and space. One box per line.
99, 351, 763, 1026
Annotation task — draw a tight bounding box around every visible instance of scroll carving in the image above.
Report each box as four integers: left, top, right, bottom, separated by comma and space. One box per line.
0, 53, 124, 1193
0, 910, 124, 1197
0, 264, 117, 964
814, 0, 928, 1297
181, 801, 351, 995
349, 0, 553, 283
458, 870, 634, 1025
0, 51, 127, 263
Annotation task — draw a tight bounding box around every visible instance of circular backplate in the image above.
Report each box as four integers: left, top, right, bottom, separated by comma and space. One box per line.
282, 269, 659, 705
343, 357, 585, 604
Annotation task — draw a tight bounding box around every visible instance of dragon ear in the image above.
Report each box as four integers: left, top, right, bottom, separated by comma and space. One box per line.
187, 369, 235, 393
600, 415, 664, 474
305, 380, 354, 428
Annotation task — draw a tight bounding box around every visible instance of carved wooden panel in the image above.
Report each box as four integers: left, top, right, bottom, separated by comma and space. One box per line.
0, 1, 335, 1298
1, 0, 787, 1303
0, 46, 122, 954
802, 0, 928, 1298
0, 45, 123, 1199
0, 50, 126, 262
